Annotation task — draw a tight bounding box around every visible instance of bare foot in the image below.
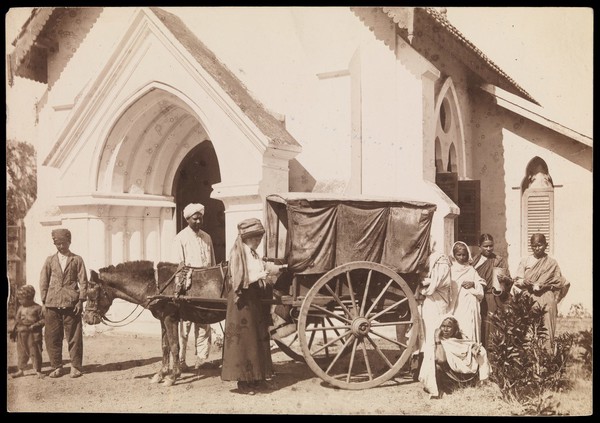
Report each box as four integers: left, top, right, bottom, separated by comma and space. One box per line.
11, 370, 25, 378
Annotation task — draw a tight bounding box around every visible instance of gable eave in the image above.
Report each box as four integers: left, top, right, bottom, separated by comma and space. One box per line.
42, 7, 301, 170
148, 7, 301, 152
9, 7, 56, 83
376, 7, 539, 106
481, 84, 593, 149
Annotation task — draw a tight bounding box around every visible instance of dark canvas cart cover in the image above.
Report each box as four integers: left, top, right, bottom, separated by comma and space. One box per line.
265, 193, 436, 275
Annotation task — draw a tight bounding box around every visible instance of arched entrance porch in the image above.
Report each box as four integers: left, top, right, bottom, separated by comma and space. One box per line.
94, 87, 226, 266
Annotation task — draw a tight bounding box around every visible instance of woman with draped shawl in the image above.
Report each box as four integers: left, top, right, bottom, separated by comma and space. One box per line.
450, 241, 486, 343
221, 218, 284, 395
415, 250, 452, 382
419, 251, 453, 351
471, 234, 513, 349
513, 233, 570, 344
420, 315, 490, 399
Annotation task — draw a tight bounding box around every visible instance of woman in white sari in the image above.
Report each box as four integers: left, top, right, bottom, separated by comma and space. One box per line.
416, 251, 452, 383
450, 241, 486, 343
420, 315, 490, 399
419, 251, 452, 349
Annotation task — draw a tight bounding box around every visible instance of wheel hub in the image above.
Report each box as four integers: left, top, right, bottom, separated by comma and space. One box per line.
351, 317, 371, 337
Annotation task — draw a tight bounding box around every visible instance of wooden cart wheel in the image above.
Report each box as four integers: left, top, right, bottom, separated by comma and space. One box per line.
272, 308, 304, 362
297, 261, 420, 390
272, 311, 347, 363
273, 333, 305, 362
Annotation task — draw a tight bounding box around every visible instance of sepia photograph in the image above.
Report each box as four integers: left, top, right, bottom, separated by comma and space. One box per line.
6, 6, 592, 415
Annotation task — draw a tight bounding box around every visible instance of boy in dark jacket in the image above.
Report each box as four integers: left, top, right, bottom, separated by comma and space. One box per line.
40, 228, 88, 378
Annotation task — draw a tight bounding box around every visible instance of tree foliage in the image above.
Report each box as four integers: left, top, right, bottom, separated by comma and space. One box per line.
6, 139, 37, 225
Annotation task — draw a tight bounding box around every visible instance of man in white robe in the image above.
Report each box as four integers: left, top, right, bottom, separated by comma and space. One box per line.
173, 203, 217, 370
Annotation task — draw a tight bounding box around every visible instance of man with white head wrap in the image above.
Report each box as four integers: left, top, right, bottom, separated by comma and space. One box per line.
173, 203, 218, 371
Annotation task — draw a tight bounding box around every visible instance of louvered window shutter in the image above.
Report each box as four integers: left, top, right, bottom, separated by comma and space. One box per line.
521, 187, 554, 255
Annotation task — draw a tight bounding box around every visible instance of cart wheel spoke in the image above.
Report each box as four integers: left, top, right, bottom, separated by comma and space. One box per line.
309, 303, 352, 325
322, 324, 330, 359
346, 337, 359, 383
310, 328, 352, 355
345, 271, 358, 318
359, 269, 373, 316
369, 329, 408, 349
286, 332, 298, 347
324, 334, 355, 375
325, 317, 343, 338
324, 283, 354, 320
308, 320, 319, 350
360, 340, 373, 380
368, 297, 408, 322
299, 261, 420, 390
365, 279, 394, 317
365, 334, 394, 370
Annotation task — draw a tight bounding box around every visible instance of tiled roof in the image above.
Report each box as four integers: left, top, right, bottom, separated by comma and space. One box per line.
9, 7, 102, 87
9, 8, 56, 83
9, 7, 301, 150
382, 7, 539, 105
149, 7, 301, 150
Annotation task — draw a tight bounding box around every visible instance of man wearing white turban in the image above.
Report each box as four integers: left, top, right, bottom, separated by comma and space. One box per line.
173, 203, 218, 371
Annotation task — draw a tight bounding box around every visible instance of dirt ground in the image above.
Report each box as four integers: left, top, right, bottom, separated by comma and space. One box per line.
6, 325, 592, 415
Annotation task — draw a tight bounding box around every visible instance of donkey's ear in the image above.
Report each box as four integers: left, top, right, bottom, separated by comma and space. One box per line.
90, 270, 99, 282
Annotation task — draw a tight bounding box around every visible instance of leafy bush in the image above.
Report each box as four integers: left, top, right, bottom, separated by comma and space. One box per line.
487, 291, 574, 415
573, 329, 593, 378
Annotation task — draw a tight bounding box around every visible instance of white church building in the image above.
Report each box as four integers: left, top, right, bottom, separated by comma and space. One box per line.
8, 7, 592, 332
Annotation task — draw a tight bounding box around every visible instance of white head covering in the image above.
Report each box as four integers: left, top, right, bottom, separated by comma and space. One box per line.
183, 203, 205, 219
451, 241, 472, 263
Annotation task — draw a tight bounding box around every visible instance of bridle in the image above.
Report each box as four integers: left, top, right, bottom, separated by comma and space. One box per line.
85, 280, 145, 327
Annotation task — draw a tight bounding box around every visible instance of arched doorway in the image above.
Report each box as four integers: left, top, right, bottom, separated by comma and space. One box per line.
173, 141, 226, 263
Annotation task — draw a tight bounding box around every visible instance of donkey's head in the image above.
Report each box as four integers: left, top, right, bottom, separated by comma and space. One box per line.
83, 261, 157, 325
83, 270, 114, 325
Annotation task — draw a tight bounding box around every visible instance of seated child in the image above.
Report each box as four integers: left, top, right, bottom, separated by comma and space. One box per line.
10, 285, 45, 379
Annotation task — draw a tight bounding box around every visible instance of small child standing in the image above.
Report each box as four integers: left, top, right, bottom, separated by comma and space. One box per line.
10, 285, 45, 379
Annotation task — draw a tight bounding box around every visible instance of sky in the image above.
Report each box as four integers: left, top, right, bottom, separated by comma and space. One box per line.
445, 7, 593, 137
5, 7, 593, 142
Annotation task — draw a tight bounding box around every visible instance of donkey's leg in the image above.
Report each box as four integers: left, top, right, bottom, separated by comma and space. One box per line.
150, 319, 170, 383
162, 314, 181, 387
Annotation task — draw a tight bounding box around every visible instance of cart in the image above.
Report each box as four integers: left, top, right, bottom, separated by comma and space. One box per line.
263, 193, 436, 389
150, 192, 436, 390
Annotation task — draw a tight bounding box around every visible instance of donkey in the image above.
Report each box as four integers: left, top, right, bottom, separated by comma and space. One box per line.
83, 260, 227, 386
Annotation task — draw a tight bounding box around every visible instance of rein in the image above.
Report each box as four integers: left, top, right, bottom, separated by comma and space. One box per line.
88, 262, 229, 326
101, 305, 147, 327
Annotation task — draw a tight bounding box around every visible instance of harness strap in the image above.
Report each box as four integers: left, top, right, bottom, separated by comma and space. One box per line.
101, 306, 147, 327
219, 261, 230, 298
156, 263, 185, 296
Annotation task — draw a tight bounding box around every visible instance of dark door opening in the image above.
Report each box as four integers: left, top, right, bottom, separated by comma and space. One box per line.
173, 141, 226, 264
435, 172, 480, 246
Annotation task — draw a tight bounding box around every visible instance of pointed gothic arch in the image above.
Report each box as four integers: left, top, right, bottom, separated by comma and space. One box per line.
94, 83, 214, 195
433, 77, 467, 178
433, 77, 479, 246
